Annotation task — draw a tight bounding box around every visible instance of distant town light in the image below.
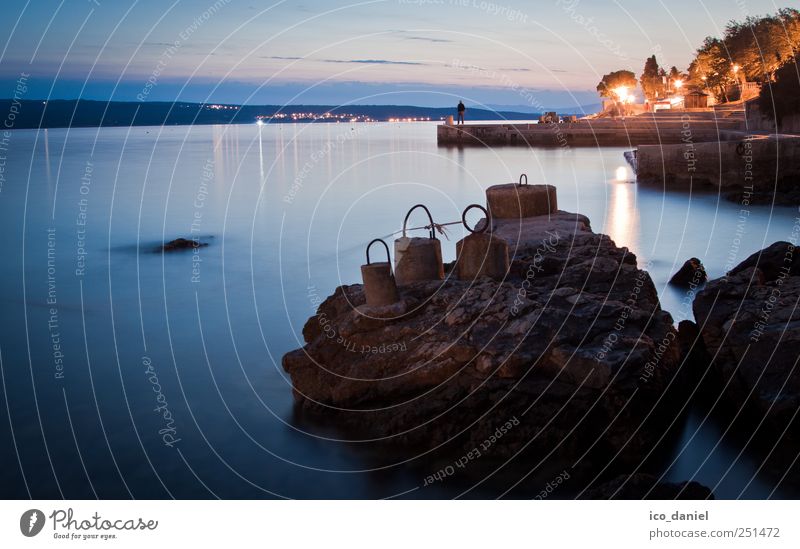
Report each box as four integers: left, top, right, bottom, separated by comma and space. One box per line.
732, 64, 740, 74
673, 79, 683, 89
256, 119, 265, 126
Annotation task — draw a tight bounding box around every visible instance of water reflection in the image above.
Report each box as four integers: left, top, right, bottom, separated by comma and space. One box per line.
604, 177, 640, 256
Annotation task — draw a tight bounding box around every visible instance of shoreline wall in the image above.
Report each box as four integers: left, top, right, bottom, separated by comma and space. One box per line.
437, 116, 743, 147
636, 135, 800, 190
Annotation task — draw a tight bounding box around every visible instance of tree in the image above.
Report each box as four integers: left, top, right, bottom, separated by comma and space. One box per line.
689, 37, 733, 101
685, 8, 800, 103
596, 70, 637, 99
640, 55, 665, 100
758, 58, 800, 127
721, 9, 800, 82
725, 16, 784, 81
668, 66, 686, 82
776, 8, 800, 55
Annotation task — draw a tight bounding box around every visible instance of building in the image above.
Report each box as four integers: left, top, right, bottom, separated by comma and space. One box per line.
684, 91, 709, 109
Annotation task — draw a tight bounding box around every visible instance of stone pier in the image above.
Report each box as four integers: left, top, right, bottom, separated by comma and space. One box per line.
636, 135, 800, 190
437, 111, 744, 147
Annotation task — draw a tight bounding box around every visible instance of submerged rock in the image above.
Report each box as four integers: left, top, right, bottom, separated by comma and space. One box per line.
158, 237, 208, 252
283, 211, 682, 470
669, 257, 707, 287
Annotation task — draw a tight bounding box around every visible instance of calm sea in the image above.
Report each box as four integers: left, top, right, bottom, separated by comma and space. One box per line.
0, 122, 797, 498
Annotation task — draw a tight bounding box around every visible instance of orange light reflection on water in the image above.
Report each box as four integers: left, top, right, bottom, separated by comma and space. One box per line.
604, 177, 640, 257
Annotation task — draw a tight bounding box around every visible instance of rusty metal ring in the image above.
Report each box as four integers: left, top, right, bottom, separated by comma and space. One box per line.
461, 204, 489, 234
402, 203, 436, 239
366, 238, 391, 265
519, 173, 528, 186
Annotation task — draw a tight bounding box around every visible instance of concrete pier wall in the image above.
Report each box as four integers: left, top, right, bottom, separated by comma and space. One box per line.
437, 115, 744, 147
636, 136, 800, 189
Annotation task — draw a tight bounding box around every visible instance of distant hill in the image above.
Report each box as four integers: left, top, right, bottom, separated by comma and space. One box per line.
0, 99, 542, 130
485, 102, 602, 115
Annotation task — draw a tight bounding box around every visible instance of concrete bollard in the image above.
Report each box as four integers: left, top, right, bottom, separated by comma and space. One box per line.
486, 173, 557, 219
360, 238, 399, 307
394, 204, 445, 286
455, 204, 509, 281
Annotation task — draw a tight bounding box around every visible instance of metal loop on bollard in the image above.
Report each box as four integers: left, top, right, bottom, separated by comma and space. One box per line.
365, 238, 391, 265
518, 173, 528, 186
402, 204, 437, 239
461, 204, 490, 234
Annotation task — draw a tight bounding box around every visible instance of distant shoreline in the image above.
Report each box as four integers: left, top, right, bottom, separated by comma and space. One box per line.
0, 98, 594, 130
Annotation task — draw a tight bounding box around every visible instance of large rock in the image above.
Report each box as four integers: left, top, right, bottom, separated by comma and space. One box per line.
669, 257, 707, 287
283, 211, 681, 469
693, 241, 800, 449
728, 241, 800, 280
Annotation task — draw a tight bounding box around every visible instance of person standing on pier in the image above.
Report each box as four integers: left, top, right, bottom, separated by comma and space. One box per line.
457, 100, 465, 125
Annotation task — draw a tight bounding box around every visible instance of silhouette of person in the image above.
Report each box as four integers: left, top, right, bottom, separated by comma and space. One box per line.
457, 100, 465, 125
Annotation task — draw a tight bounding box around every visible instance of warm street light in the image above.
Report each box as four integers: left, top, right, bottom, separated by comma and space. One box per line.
673, 80, 684, 90
613, 86, 630, 103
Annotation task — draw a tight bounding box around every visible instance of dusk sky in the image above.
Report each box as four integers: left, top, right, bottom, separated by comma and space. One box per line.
0, 0, 789, 108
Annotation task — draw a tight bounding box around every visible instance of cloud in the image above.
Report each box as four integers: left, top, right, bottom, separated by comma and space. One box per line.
391, 30, 453, 43
263, 56, 427, 66
322, 59, 427, 66
403, 36, 453, 43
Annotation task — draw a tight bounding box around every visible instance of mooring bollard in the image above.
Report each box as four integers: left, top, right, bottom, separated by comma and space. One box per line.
485, 173, 557, 219
360, 238, 400, 307
455, 204, 510, 281
394, 204, 445, 286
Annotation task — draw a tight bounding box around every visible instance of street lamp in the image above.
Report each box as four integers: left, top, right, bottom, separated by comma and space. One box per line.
612, 86, 630, 118
732, 64, 742, 92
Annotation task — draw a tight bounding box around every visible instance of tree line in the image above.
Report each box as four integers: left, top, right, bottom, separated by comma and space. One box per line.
597, 7, 800, 107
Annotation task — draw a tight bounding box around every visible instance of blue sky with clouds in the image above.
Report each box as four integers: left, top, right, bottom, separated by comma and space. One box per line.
0, 0, 790, 108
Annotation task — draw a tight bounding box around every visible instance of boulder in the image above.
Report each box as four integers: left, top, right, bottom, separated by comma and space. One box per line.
727, 241, 800, 280
669, 258, 707, 286
693, 241, 800, 449
283, 211, 681, 469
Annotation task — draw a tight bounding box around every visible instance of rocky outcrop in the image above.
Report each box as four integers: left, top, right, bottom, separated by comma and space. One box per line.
693, 241, 800, 448
283, 211, 682, 471
669, 258, 707, 287
581, 473, 714, 499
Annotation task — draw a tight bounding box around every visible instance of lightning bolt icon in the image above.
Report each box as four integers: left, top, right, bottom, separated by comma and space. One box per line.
28, 511, 38, 533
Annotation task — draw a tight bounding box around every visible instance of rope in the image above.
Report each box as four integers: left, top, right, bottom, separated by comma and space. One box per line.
380, 220, 462, 241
